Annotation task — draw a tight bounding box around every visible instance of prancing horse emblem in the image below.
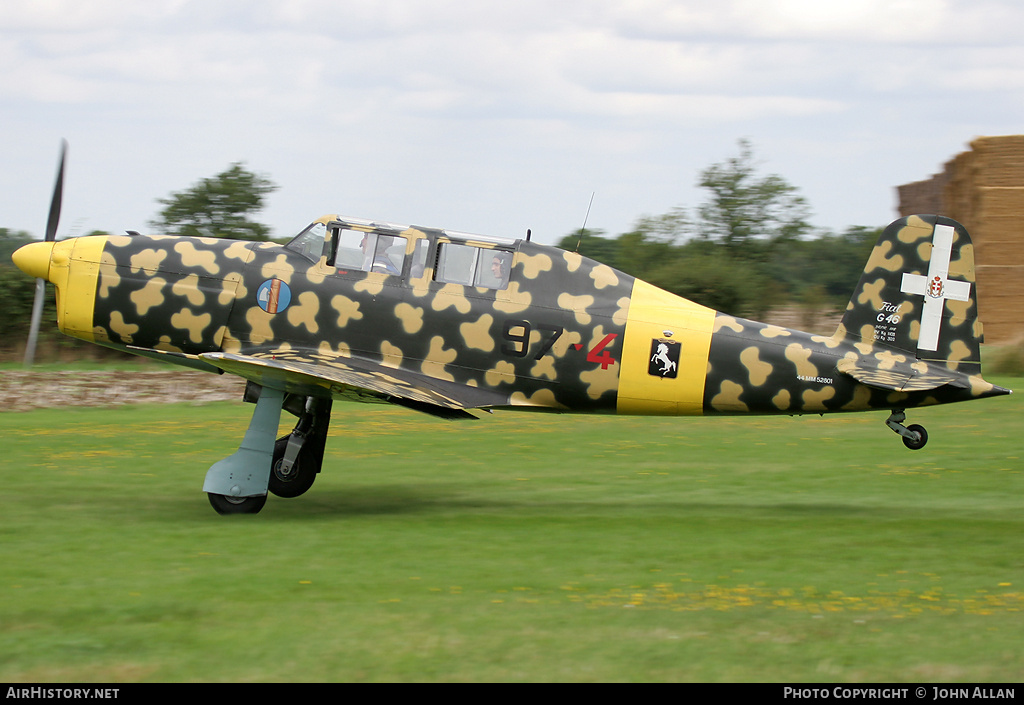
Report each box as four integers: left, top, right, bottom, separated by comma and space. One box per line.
648, 339, 680, 379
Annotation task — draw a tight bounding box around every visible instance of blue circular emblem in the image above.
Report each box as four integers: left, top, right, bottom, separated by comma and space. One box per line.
256, 279, 291, 314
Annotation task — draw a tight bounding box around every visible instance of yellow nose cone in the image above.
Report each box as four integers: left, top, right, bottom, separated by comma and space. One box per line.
12, 241, 56, 281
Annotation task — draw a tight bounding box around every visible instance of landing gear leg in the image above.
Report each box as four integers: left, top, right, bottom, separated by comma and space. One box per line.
885, 409, 928, 450
269, 397, 332, 498
203, 386, 285, 514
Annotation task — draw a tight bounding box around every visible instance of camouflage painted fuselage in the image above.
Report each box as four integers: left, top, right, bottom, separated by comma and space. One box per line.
21, 214, 1009, 420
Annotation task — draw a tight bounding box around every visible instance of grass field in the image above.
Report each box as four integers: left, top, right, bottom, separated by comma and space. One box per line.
1, 378, 1022, 682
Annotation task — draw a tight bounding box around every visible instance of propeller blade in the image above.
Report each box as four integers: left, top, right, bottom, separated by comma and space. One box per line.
45, 140, 67, 242
25, 141, 67, 366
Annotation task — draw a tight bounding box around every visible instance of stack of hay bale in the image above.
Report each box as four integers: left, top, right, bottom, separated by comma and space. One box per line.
897, 135, 1024, 346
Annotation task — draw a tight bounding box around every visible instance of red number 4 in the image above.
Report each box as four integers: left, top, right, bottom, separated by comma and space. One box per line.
587, 334, 618, 370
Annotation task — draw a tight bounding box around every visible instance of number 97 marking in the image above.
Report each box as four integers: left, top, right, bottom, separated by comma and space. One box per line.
502, 320, 562, 360
500, 319, 618, 370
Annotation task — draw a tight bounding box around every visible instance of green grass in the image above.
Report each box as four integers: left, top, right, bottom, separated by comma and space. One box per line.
1, 378, 1022, 682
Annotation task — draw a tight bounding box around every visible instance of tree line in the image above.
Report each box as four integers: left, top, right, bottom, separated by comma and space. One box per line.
1, 141, 881, 360
561, 139, 878, 319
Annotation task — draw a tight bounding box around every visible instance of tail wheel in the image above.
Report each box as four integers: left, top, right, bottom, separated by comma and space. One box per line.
902, 424, 928, 451
268, 436, 318, 498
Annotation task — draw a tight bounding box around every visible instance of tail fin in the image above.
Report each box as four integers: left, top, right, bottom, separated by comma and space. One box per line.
838, 214, 982, 374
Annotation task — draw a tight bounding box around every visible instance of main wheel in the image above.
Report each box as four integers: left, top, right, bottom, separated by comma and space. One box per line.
902, 424, 928, 450
268, 436, 318, 498
208, 492, 268, 515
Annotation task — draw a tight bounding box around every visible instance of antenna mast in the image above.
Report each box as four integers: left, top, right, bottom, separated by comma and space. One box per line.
574, 192, 595, 253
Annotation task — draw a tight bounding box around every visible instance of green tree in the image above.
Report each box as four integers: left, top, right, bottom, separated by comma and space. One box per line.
553, 142, 883, 320
0, 229, 38, 343
150, 163, 278, 240
0, 227, 35, 261
769, 225, 881, 310
696, 139, 812, 259
556, 228, 622, 269
631, 206, 689, 243
612, 230, 678, 282
645, 240, 782, 319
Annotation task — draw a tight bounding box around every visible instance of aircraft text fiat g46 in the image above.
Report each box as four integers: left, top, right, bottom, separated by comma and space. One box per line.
13, 163, 1010, 514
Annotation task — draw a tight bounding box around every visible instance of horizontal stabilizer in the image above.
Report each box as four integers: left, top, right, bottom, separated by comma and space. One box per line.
835, 357, 968, 392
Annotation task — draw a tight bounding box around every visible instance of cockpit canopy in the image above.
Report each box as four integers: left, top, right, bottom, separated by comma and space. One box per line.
285, 216, 516, 290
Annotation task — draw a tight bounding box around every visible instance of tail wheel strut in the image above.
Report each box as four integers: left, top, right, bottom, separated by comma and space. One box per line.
885, 409, 928, 450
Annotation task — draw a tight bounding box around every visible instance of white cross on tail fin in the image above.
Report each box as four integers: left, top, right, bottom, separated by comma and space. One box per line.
899, 224, 971, 352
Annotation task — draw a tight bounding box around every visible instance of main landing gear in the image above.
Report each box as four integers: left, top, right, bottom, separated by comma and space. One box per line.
885, 409, 928, 450
269, 396, 332, 499
203, 384, 333, 515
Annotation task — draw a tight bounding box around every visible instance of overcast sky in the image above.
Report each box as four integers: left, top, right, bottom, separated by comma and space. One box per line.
3, 0, 1023, 246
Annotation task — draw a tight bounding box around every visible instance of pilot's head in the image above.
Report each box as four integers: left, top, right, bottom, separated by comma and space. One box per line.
491, 253, 509, 279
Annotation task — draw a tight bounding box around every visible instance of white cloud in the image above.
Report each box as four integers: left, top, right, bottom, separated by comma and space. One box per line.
1, 0, 1023, 242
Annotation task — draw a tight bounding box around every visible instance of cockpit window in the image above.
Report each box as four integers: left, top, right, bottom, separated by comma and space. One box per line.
330, 228, 406, 276
285, 222, 328, 262
481, 250, 512, 289
410, 238, 430, 279
370, 234, 406, 275
435, 243, 478, 286
435, 243, 512, 290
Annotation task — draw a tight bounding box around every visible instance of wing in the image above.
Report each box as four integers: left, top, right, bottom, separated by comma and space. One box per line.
200, 349, 509, 420
835, 357, 969, 392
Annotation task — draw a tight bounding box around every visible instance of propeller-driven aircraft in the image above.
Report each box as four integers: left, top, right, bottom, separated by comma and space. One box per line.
12, 149, 1011, 514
